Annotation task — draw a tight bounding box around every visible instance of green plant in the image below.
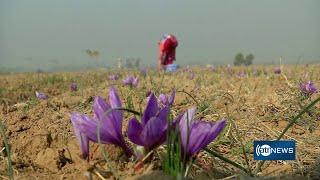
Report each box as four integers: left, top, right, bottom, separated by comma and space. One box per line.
162, 125, 184, 178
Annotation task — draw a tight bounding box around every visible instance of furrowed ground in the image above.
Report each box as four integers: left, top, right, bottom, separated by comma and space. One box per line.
0, 64, 319, 179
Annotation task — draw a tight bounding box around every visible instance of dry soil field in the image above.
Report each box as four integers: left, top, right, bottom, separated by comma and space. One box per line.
0, 64, 319, 179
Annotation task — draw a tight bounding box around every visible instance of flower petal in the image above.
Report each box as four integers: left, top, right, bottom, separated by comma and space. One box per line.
93, 96, 123, 143
70, 113, 91, 159
168, 90, 175, 106
172, 112, 184, 127
128, 118, 144, 146
179, 107, 197, 150
35, 91, 48, 100
109, 87, 123, 130
141, 117, 167, 150
142, 93, 159, 125
71, 113, 119, 144
98, 113, 124, 146
159, 94, 167, 105
109, 86, 122, 109
93, 96, 111, 120
157, 106, 169, 122
205, 119, 227, 146
133, 77, 139, 86
187, 122, 212, 156
76, 129, 89, 159
188, 119, 226, 156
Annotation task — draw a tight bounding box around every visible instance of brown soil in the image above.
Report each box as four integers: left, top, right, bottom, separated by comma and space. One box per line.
0, 65, 319, 179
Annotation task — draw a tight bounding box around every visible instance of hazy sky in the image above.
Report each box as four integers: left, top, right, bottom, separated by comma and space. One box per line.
1, 0, 320, 70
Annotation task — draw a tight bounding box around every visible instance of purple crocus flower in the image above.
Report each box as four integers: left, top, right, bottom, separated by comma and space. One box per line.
123, 75, 139, 87
237, 71, 246, 77
70, 83, 78, 91
70, 87, 132, 159
158, 90, 175, 106
274, 67, 281, 74
35, 91, 48, 100
128, 93, 170, 152
177, 107, 226, 160
109, 74, 119, 81
299, 81, 318, 96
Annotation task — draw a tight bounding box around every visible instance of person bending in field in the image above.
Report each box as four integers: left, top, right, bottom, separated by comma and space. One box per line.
158, 34, 178, 70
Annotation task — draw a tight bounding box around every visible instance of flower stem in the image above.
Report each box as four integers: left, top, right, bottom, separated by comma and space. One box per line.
112, 107, 141, 116
176, 90, 199, 105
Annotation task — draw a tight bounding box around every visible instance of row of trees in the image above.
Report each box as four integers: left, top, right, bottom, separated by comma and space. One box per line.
117, 58, 141, 69
234, 53, 254, 66
124, 58, 141, 69
85, 49, 142, 69
84, 49, 254, 67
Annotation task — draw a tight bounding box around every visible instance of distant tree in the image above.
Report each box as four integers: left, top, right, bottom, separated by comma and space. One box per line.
234, 53, 244, 66
135, 58, 140, 68
85, 49, 100, 59
244, 54, 254, 66
36, 68, 45, 73
123, 58, 141, 69
234, 53, 254, 66
125, 58, 133, 69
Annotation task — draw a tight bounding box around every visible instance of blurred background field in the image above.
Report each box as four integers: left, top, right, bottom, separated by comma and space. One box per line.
0, 64, 319, 179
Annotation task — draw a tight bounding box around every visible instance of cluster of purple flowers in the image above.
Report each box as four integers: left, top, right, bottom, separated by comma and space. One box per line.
158, 91, 175, 107
71, 87, 132, 158
274, 67, 281, 74
299, 81, 318, 96
237, 71, 246, 77
123, 75, 139, 87
70, 87, 226, 162
35, 91, 48, 100
109, 74, 120, 81
70, 83, 78, 91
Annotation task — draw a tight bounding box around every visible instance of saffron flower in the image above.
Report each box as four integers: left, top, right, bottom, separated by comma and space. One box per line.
274, 67, 281, 74
158, 90, 175, 107
123, 75, 139, 87
109, 74, 119, 81
70, 87, 132, 159
237, 71, 246, 77
177, 107, 226, 160
35, 91, 48, 100
70, 83, 78, 91
299, 81, 318, 96
128, 93, 170, 152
